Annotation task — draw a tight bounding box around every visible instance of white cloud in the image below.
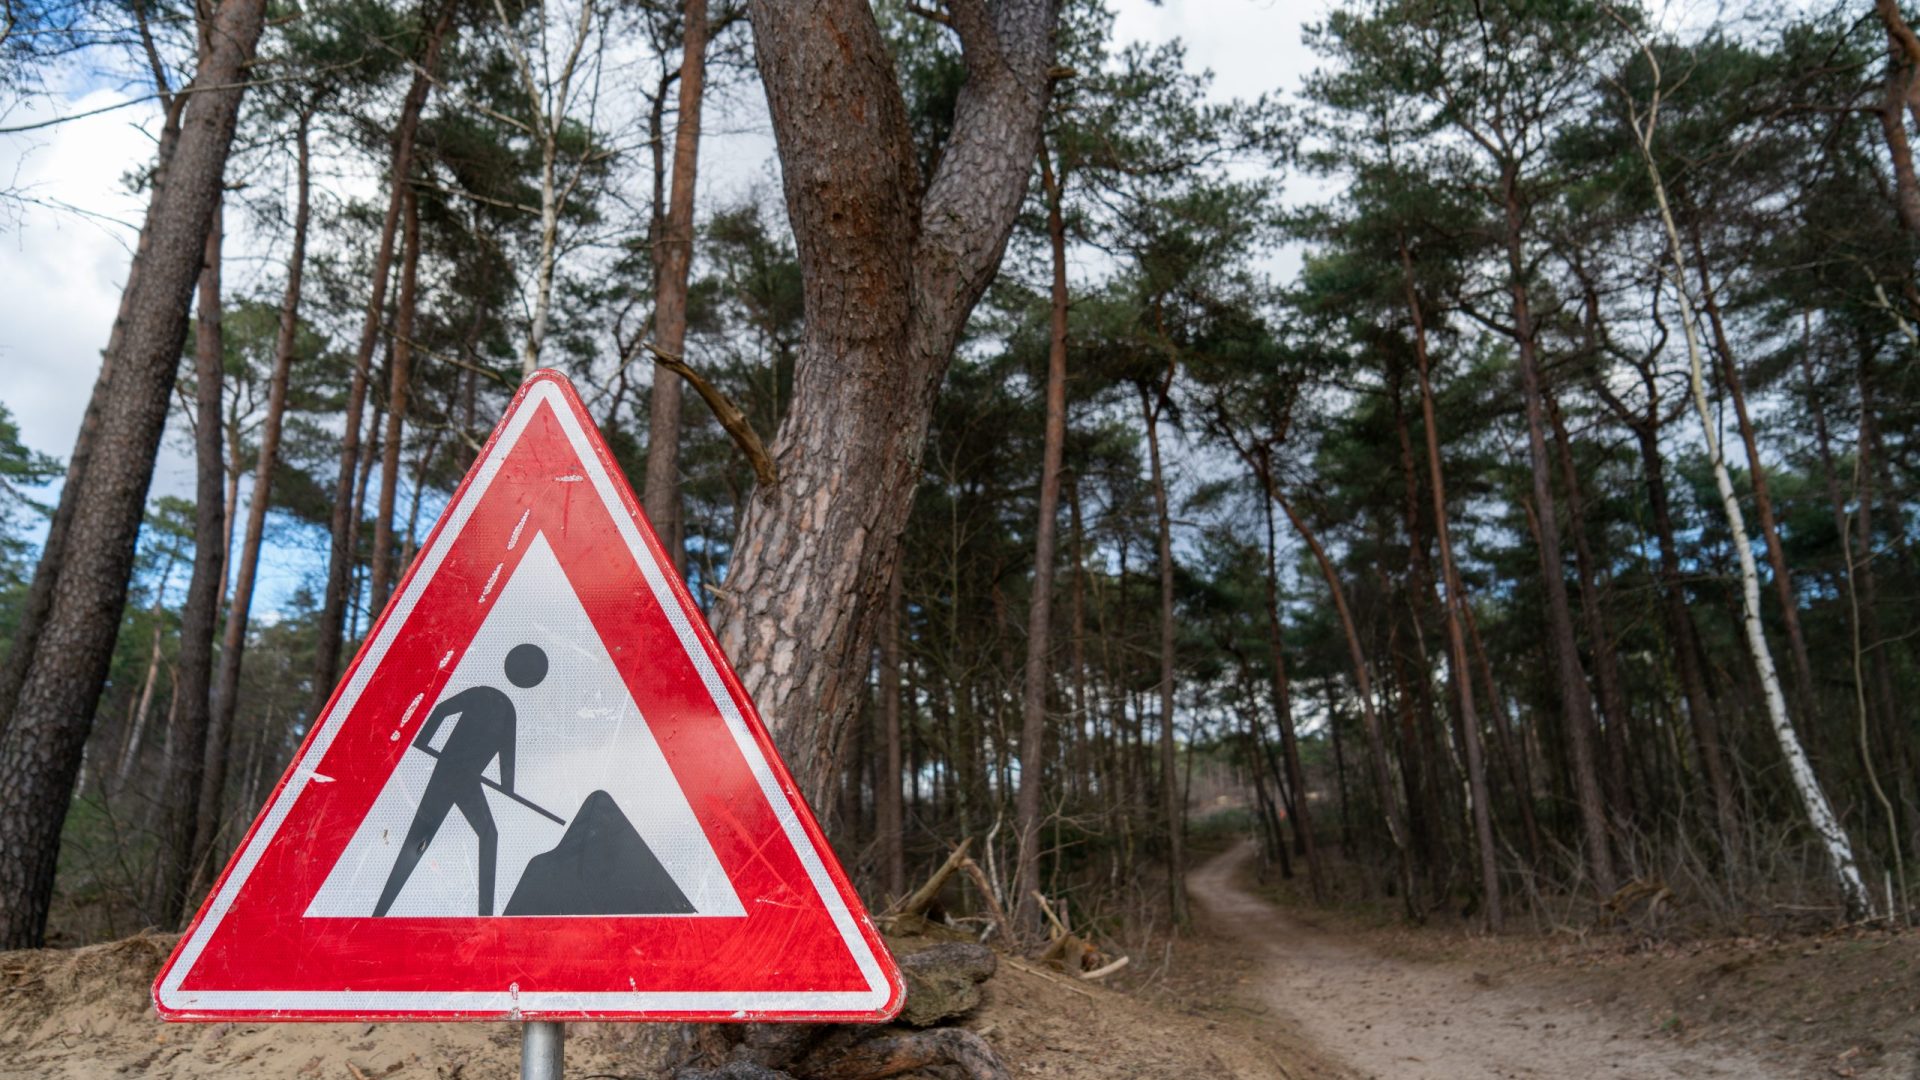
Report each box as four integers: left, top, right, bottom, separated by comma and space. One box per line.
0, 88, 200, 499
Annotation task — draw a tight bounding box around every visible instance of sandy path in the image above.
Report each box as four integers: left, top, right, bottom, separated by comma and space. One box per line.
1188, 842, 1791, 1080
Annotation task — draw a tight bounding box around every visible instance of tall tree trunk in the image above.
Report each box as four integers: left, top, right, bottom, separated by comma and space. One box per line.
1014, 146, 1070, 937
877, 563, 905, 901
1269, 482, 1418, 919
1545, 392, 1634, 833
1401, 237, 1499, 928
197, 112, 311, 925
0, 0, 263, 948
1385, 360, 1447, 884
1139, 382, 1187, 924
710, 0, 1056, 816
0, 25, 198, 738
367, 182, 422, 616
311, 0, 457, 718
1686, 222, 1815, 715
157, 206, 229, 926
644, 0, 710, 573
1500, 168, 1615, 896
1258, 470, 1323, 902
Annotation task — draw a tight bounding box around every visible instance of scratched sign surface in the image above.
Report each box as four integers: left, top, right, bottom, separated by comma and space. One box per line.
153, 370, 902, 1023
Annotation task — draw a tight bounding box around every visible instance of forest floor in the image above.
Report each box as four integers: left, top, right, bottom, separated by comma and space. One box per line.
5, 845, 1916, 1078
1192, 839, 1920, 1078
0, 915, 1330, 1079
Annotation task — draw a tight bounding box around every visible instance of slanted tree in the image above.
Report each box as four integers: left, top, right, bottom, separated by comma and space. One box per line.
0, 0, 267, 948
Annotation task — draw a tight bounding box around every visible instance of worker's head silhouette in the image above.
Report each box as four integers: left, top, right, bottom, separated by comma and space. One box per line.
505, 643, 548, 688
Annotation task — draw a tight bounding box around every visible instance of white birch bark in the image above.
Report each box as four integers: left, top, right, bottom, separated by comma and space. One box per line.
1616, 23, 1873, 920
494, 0, 597, 375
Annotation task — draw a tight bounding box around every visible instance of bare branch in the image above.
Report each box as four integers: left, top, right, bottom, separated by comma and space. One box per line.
642, 341, 778, 487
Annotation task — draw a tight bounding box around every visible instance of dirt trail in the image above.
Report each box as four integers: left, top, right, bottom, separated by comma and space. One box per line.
1188, 842, 1793, 1080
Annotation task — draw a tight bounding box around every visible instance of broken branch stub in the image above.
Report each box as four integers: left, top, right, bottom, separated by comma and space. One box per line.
643, 341, 779, 487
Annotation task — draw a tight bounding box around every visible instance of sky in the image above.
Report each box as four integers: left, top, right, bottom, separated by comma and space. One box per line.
0, 0, 1325, 610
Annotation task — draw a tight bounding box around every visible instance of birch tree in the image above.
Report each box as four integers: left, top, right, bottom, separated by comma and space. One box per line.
1614, 21, 1872, 920
492, 0, 605, 375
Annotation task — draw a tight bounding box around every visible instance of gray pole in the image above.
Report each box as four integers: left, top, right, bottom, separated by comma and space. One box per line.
521, 1021, 564, 1080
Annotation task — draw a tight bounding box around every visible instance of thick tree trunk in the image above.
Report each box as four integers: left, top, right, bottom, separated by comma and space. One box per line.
1013, 148, 1070, 937
1500, 171, 1615, 896
0, 49, 197, 738
157, 207, 228, 926
368, 182, 422, 616
0, 378, 102, 741
710, 0, 1056, 817
644, 0, 710, 573
1401, 239, 1499, 928
0, 0, 264, 948
311, 0, 457, 717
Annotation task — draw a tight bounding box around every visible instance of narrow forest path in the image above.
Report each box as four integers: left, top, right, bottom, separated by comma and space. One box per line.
1188, 842, 1792, 1080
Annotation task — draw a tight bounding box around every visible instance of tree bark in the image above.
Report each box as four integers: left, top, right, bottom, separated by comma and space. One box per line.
0, 19, 196, 739
311, 0, 458, 718
0, 0, 264, 948
157, 205, 228, 926
1876, 0, 1920, 239
1013, 145, 1070, 937
196, 111, 311, 926
710, 0, 1057, 818
644, 0, 710, 574
1500, 167, 1615, 896
368, 181, 422, 616
1402, 237, 1499, 928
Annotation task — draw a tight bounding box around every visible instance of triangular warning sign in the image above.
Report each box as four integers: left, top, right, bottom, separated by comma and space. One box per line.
154, 371, 903, 1022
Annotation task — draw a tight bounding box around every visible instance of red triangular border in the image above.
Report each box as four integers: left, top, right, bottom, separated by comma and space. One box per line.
153, 371, 902, 1022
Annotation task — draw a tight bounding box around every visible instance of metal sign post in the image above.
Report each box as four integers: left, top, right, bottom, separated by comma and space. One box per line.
521, 1021, 564, 1080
